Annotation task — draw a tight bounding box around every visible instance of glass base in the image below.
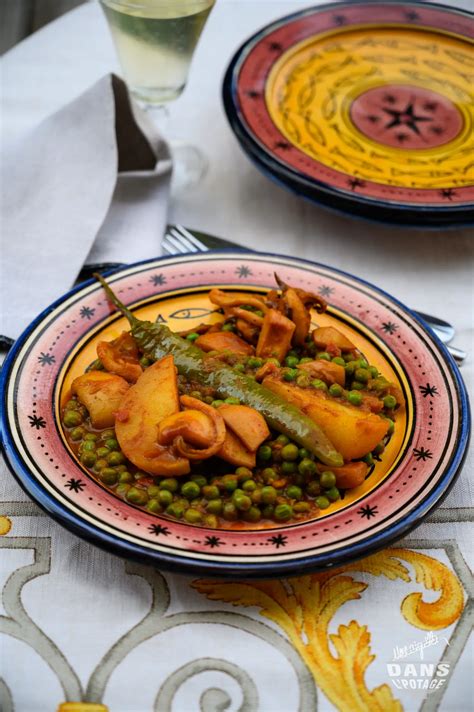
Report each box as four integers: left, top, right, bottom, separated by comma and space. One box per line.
140, 103, 207, 190
169, 141, 208, 191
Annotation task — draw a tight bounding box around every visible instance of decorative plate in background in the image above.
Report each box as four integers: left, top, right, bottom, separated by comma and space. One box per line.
223, 1, 474, 227
0, 253, 469, 576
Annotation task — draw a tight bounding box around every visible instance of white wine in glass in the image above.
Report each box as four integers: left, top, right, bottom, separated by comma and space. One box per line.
100, 0, 216, 186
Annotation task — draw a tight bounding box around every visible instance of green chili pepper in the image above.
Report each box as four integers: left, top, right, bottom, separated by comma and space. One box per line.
95, 274, 344, 468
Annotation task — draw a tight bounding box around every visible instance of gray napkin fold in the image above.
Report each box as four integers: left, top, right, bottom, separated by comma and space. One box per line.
1, 74, 172, 340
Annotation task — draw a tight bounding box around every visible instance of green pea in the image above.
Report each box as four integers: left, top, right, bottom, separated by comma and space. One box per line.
107, 451, 125, 466
311, 379, 328, 391
105, 438, 119, 451
286, 485, 303, 499
332, 356, 346, 366
320, 471, 336, 489
157, 489, 173, 507
383, 394, 397, 409
146, 499, 162, 514
202, 485, 220, 500
119, 471, 133, 484
372, 377, 390, 393
221, 322, 235, 332
160, 478, 179, 492
251, 489, 262, 504
126, 487, 148, 505
298, 458, 316, 476
261, 486, 277, 504
206, 499, 223, 515
81, 452, 96, 467
184, 508, 202, 524
298, 357, 312, 364
262, 467, 278, 481
204, 514, 219, 528
222, 502, 238, 521
242, 479, 257, 492
281, 461, 297, 475
242, 506, 261, 523
70, 427, 85, 441
306, 481, 321, 497
351, 381, 364, 391
139, 356, 151, 368
186, 333, 199, 341
281, 443, 299, 461
329, 383, 343, 397
233, 363, 245, 372
343, 352, 354, 362
326, 487, 340, 502
65, 399, 79, 411
261, 504, 274, 518
348, 391, 363, 406
317, 352, 331, 361
91, 457, 106, 470
386, 418, 395, 434
247, 357, 263, 369
181, 481, 201, 499
96, 446, 109, 458
356, 359, 368, 369
296, 373, 311, 388
147, 485, 161, 497
221, 475, 238, 492
276, 434, 290, 446
63, 411, 83, 428
257, 445, 273, 461
84, 433, 98, 441
116, 465, 128, 473
274, 504, 293, 521
363, 452, 374, 466
283, 368, 298, 382
235, 466, 253, 482
369, 366, 379, 378
354, 368, 369, 384
98, 467, 118, 485
294, 502, 311, 513
285, 356, 299, 368
315, 496, 330, 509
233, 493, 252, 511
116, 483, 131, 498
225, 396, 241, 405
190, 475, 207, 487
211, 400, 225, 408
82, 440, 96, 452
345, 362, 355, 377
166, 502, 186, 519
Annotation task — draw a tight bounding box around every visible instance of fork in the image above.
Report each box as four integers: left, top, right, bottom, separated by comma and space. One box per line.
163, 225, 466, 365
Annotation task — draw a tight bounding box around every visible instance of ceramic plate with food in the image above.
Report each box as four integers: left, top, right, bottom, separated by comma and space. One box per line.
223, 1, 474, 226
0, 252, 469, 576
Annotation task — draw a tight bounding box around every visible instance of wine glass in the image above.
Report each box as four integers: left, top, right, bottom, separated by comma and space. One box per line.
100, 0, 216, 187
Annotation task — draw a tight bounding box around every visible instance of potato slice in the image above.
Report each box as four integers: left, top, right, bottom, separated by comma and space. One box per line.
263, 377, 389, 461
217, 404, 270, 452
316, 461, 369, 489
115, 355, 190, 476
196, 331, 254, 355
72, 371, 129, 429
256, 308, 295, 361
218, 430, 256, 468
312, 326, 355, 352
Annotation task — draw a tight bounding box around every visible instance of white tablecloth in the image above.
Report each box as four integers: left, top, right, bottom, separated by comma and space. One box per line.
1, 2, 473, 711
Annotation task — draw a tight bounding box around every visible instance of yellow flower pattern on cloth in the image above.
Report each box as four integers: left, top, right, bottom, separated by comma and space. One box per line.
193, 548, 465, 712
0, 516, 12, 535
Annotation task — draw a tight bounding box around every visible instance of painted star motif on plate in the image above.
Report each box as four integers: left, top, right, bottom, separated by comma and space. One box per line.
319, 285, 334, 297
204, 535, 222, 548
347, 178, 366, 191
357, 504, 378, 519
419, 383, 439, 398
381, 321, 398, 334
413, 447, 433, 461
37, 352, 56, 366
150, 273, 167, 286
148, 524, 170, 536
235, 265, 252, 278
80, 306, 96, 320
268, 534, 288, 548
64, 478, 85, 493
440, 189, 456, 201
28, 415, 46, 429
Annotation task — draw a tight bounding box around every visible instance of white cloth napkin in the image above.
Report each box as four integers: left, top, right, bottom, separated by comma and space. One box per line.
1, 74, 172, 341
